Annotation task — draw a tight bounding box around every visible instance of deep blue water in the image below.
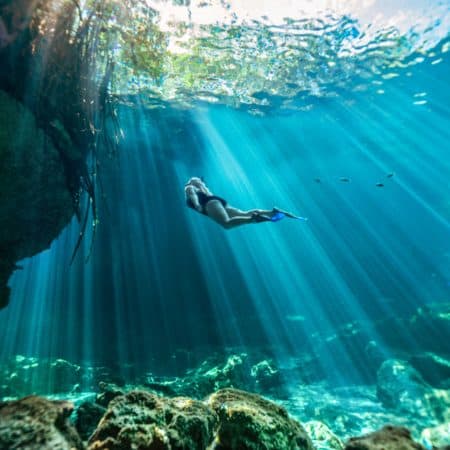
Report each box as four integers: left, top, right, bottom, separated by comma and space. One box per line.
0, 31, 449, 386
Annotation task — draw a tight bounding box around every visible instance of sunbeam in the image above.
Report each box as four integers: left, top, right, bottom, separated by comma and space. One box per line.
1, 0, 449, 448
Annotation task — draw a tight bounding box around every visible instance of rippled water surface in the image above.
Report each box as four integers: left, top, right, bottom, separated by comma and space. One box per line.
112, 0, 450, 112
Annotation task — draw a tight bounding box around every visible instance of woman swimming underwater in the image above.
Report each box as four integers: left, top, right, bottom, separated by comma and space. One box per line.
184, 177, 306, 229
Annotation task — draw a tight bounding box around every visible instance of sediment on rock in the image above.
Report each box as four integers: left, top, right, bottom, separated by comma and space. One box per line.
0, 396, 84, 450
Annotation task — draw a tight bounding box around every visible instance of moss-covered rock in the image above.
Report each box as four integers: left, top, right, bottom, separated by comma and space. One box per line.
0, 90, 74, 308
344, 425, 425, 450
0, 395, 84, 450
87, 388, 314, 450
74, 401, 107, 442
207, 388, 315, 450
87, 390, 218, 450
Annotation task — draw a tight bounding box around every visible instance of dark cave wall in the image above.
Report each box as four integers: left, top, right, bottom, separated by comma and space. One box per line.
0, 90, 74, 308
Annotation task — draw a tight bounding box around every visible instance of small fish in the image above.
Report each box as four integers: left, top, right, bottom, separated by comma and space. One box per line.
386, 172, 395, 178
376, 183, 384, 187
314, 178, 321, 183
339, 177, 351, 182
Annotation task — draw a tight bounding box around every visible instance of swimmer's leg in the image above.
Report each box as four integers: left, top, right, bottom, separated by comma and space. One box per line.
226, 206, 274, 218
206, 201, 256, 229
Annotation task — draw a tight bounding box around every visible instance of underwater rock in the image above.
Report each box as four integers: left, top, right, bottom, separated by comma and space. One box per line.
81, 365, 127, 391
280, 382, 445, 441
143, 379, 180, 397
376, 359, 450, 423
376, 359, 431, 412
188, 353, 252, 396
303, 303, 450, 387
95, 382, 124, 408
250, 359, 283, 391
306, 321, 382, 386
423, 388, 450, 423
0, 395, 84, 450
0, 0, 33, 51
47, 120, 83, 162
343, 425, 425, 450
74, 401, 106, 442
386, 303, 450, 356
207, 388, 315, 450
145, 352, 257, 399
420, 422, 450, 448
409, 353, 450, 388
179, 352, 292, 398
88, 388, 314, 450
304, 420, 344, 450
0, 90, 74, 309
88, 390, 218, 450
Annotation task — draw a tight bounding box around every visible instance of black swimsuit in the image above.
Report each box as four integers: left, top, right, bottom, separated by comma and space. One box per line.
186, 190, 227, 215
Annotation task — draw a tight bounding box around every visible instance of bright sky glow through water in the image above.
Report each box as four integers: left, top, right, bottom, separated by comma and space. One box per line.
103, 0, 450, 111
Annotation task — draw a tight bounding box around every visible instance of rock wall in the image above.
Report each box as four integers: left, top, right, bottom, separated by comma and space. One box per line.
0, 90, 74, 308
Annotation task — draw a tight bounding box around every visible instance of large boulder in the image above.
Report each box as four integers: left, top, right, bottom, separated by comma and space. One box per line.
87, 388, 314, 450
207, 388, 315, 450
0, 396, 84, 450
0, 90, 74, 308
88, 390, 218, 450
344, 425, 425, 450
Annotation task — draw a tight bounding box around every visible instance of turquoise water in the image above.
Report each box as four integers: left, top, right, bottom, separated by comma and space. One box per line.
1, 0, 450, 443
2, 41, 449, 368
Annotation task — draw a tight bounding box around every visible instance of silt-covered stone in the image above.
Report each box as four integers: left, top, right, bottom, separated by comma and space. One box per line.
0, 395, 84, 450
88, 390, 218, 450
207, 388, 314, 450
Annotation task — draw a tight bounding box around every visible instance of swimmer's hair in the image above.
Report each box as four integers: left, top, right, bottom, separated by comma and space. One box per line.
185, 176, 205, 186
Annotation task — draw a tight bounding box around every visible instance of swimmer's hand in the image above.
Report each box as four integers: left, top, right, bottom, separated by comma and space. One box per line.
185, 185, 202, 212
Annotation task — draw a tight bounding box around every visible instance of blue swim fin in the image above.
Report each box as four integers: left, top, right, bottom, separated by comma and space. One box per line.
271, 212, 286, 222
272, 208, 308, 222
288, 214, 308, 221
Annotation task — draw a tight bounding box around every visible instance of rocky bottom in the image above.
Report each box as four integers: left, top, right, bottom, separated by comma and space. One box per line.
1, 350, 449, 450
0, 386, 448, 450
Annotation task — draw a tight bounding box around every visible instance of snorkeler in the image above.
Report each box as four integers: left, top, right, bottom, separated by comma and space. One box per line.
184, 177, 306, 229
